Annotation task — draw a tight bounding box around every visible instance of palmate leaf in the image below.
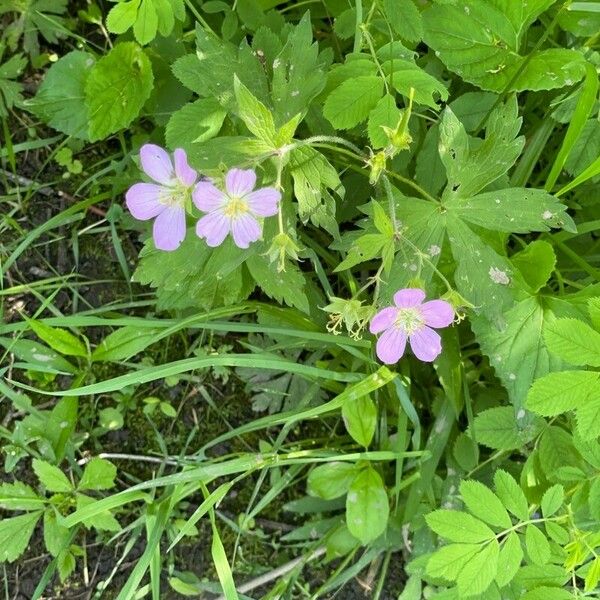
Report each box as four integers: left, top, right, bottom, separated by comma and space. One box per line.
423, 0, 586, 92
0, 51, 26, 117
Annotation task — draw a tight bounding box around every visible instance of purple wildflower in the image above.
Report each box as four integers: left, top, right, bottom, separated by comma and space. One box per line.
370, 289, 454, 364
193, 168, 280, 249
125, 144, 197, 251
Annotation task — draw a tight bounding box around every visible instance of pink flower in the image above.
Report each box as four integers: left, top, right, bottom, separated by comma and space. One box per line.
193, 168, 281, 249
370, 289, 454, 364
125, 144, 197, 251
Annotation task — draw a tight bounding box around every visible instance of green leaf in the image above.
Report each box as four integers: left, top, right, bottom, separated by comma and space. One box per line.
85, 42, 153, 141
515, 564, 570, 589
323, 76, 384, 130
78, 458, 117, 491
307, 462, 357, 500
457, 540, 499, 597
106, 0, 140, 34
588, 478, 600, 520
133, 0, 158, 45
460, 480, 512, 528
289, 146, 343, 237
368, 94, 402, 149
541, 484, 564, 517
33, 459, 73, 492
342, 395, 377, 447
544, 318, 600, 366
43, 509, 70, 557
233, 75, 277, 146
385, 60, 448, 108
28, 319, 87, 358
521, 587, 574, 600
589, 298, 600, 330
495, 532, 523, 588
585, 557, 600, 593
0, 512, 42, 562
525, 524, 550, 566
0, 481, 45, 510
426, 510, 495, 543
472, 406, 543, 451
246, 254, 309, 314
574, 384, 600, 440
512, 240, 556, 294
446, 188, 575, 234
494, 470, 529, 521
91, 326, 161, 362
346, 466, 389, 544
526, 370, 599, 416
0, 337, 77, 374
439, 99, 524, 200
383, 0, 423, 42
423, 1, 586, 92
76, 494, 121, 531
426, 543, 481, 581
26, 51, 94, 138
473, 296, 568, 409
453, 433, 479, 471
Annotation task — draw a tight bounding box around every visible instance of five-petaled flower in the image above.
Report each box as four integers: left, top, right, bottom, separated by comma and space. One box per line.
370, 289, 454, 364
126, 144, 197, 251
193, 168, 281, 249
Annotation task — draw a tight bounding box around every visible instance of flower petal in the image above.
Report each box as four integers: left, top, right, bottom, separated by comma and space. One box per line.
140, 144, 174, 185
193, 181, 227, 212
195, 212, 230, 247
375, 327, 407, 365
369, 307, 398, 334
393, 288, 426, 308
409, 326, 442, 362
231, 214, 261, 248
153, 206, 186, 251
174, 148, 197, 186
225, 168, 256, 197
421, 300, 454, 328
246, 187, 281, 217
126, 183, 165, 220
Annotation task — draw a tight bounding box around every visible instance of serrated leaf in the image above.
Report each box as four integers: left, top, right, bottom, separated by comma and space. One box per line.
342, 395, 377, 447
525, 524, 550, 566
472, 406, 542, 450
78, 458, 117, 491
133, 0, 157, 44
495, 531, 523, 588
460, 480, 512, 528
106, 0, 140, 34
346, 466, 389, 544
246, 254, 309, 314
43, 509, 70, 557
27, 50, 94, 140
233, 75, 277, 146
307, 463, 357, 500
426, 543, 481, 581
0, 481, 45, 510
447, 188, 575, 234
574, 385, 600, 440
385, 60, 448, 108
33, 459, 73, 492
426, 510, 495, 543
585, 557, 600, 592
85, 42, 153, 141
368, 94, 402, 148
383, 0, 423, 42
589, 478, 600, 521
494, 470, 529, 521
526, 370, 599, 416
457, 540, 499, 597
0, 512, 42, 562
522, 587, 574, 600
544, 318, 600, 366
423, 1, 585, 92
323, 76, 384, 130
76, 494, 121, 531
541, 484, 564, 517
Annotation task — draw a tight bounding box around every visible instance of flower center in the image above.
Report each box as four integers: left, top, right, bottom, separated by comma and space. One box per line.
159, 182, 189, 208
395, 307, 424, 335
223, 196, 249, 218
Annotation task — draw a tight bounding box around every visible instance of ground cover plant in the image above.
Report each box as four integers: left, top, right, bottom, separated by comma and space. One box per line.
1, 0, 600, 597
